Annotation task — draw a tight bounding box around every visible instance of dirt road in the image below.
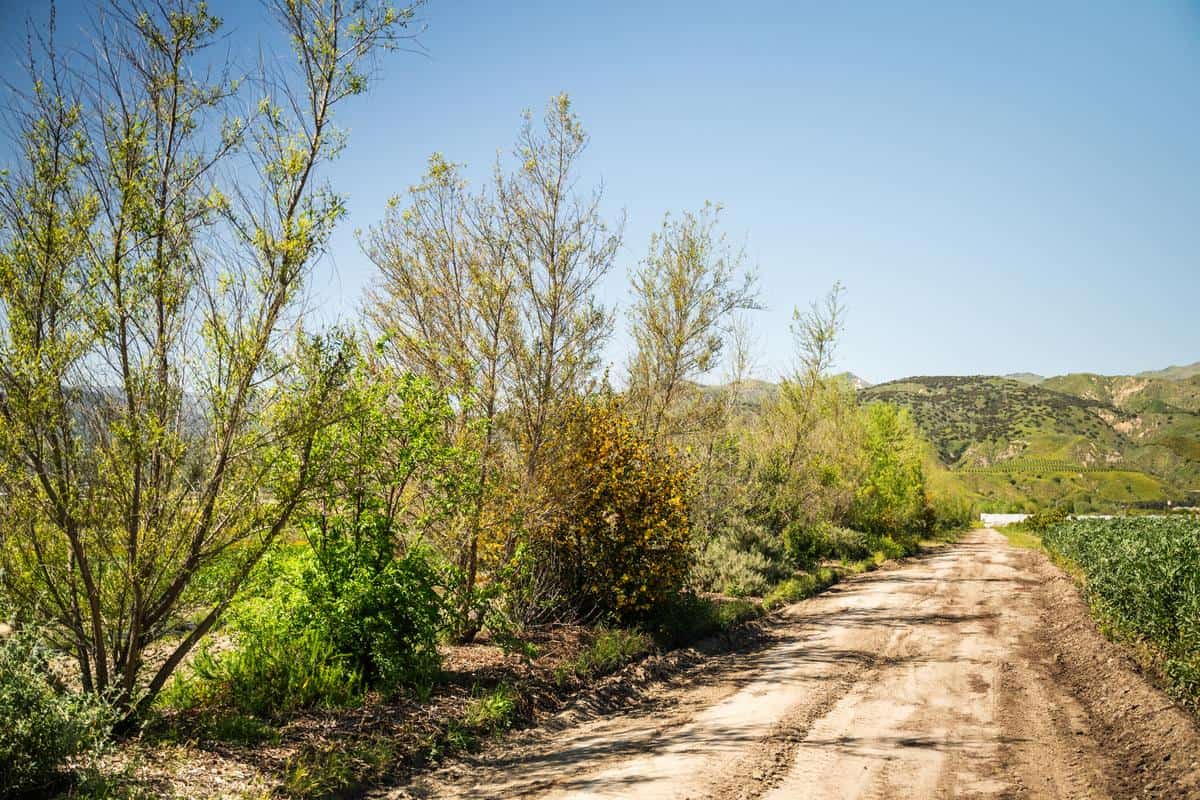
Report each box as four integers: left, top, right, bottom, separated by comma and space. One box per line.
389, 530, 1200, 799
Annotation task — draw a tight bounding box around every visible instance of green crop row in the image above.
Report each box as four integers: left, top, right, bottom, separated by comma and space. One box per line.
958, 460, 1118, 475
1042, 516, 1200, 707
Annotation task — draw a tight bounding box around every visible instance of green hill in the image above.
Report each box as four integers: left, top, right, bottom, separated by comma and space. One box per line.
860, 375, 1200, 513
1038, 373, 1200, 414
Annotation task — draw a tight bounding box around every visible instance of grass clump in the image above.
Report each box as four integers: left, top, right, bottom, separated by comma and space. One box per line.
763, 567, 839, 611
555, 627, 654, 684
159, 624, 363, 719
462, 685, 519, 732
281, 739, 396, 800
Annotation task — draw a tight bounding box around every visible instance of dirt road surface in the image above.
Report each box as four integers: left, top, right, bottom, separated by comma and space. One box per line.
387, 530, 1200, 799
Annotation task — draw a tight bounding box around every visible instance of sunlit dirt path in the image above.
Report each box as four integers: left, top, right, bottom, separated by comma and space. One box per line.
384, 530, 1200, 799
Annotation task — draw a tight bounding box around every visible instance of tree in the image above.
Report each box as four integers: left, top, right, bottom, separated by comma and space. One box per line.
626, 202, 758, 442
0, 0, 415, 719
499, 94, 622, 486
362, 154, 517, 640
850, 403, 927, 536
751, 283, 863, 532
361, 95, 621, 633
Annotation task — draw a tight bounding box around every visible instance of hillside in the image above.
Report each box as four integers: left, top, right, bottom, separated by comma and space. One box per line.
860, 374, 1200, 512
1038, 373, 1200, 414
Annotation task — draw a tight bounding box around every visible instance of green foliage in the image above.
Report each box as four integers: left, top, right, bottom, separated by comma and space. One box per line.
540, 396, 693, 620
1025, 508, 1069, 532
648, 594, 761, 648
0, 0, 416, 721
782, 521, 870, 568
922, 489, 974, 533
1042, 517, 1200, 707
825, 527, 874, 561
872, 535, 911, 561
556, 628, 655, 683
850, 403, 927, 535
626, 201, 758, 441
693, 512, 789, 597
162, 528, 445, 718
762, 567, 840, 611
281, 738, 396, 800
0, 630, 113, 799
462, 685, 519, 732
299, 523, 445, 696
163, 623, 363, 719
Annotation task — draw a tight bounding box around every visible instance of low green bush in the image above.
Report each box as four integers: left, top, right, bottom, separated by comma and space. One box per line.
782, 521, 833, 569
825, 527, 872, 561
0, 629, 113, 799
693, 513, 789, 597
1025, 508, 1069, 532
649, 593, 760, 648
872, 534, 910, 561
462, 684, 518, 732
924, 491, 974, 533
163, 624, 363, 718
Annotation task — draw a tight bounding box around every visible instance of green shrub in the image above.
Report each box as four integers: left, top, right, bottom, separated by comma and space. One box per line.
871, 534, 910, 561
556, 627, 654, 682
0, 630, 113, 798
281, 738, 395, 800
649, 593, 761, 647
300, 517, 444, 696
1025, 508, 1069, 532
825, 527, 872, 561
923, 490, 973, 533
462, 685, 518, 732
782, 521, 832, 569
693, 513, 789, 597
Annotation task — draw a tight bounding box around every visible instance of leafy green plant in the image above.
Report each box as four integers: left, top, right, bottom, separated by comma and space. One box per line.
0, 629, 113, 798
300, 518, 445, 697
163, 624, 363, 719
281, 738, 395, 800
649, 593, 760, 647
762, 567, 839, 611
462, 685, 519, 732
1025, 508, 1069, 532
693, 514, 788, 597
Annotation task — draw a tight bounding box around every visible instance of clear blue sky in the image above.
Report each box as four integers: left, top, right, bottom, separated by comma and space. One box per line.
3, 0, 1199, 383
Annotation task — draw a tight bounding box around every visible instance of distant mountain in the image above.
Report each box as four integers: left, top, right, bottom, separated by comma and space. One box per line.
834, 372, 872, 389
1136, 362, 1200, 381
1003, 373, 1044, 385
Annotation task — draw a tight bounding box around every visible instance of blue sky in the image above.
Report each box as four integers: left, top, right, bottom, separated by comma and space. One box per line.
2, 0, 1199, 383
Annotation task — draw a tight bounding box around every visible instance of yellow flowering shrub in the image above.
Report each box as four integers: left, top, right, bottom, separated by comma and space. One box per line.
540, 396, 693, 619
